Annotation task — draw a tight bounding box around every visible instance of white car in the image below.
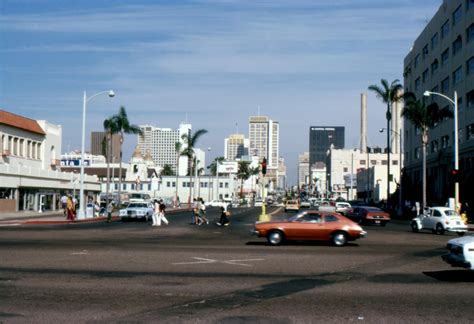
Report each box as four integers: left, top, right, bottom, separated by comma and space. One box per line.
254, 199, 263, 207
411, 206, 468, 235
119, 202, 154, 221
205, 200, 230, 209
335, 202, 352, 215
442, 235, 474, 270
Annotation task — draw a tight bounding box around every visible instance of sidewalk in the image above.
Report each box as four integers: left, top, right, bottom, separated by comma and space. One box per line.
0, 207, 191, 226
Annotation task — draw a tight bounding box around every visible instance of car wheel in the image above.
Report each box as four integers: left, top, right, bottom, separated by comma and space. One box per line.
411, 222, 419, 233
267, 230, 284, 246
435, 223, 445, 235
332, 231, 347, 247
457, 232, 465, 237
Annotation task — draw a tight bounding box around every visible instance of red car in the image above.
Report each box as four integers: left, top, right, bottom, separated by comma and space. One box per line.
252, 211, 367, 246
346, 206, 390, 226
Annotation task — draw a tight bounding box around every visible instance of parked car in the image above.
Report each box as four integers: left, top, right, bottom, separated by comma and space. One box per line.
442, 235, 474, 270
254, 199, 264, 207
317, 201, 336, 213
335, 202, 352, 216
411, 206, 468, 235
346, 206, 390, 226
205, 200, 229, 208
252, 211, 367, 246
300, 200, 311, 209
119, 202, 154, 221
285, 200, 300, 212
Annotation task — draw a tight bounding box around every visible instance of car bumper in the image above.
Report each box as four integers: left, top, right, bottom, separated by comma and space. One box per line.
358, 231, 368, 239
445, 227, 468, 232
442, 253, 472, 270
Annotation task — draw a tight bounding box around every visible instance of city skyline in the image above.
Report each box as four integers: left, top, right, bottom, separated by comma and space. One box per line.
0, 0, 442, 185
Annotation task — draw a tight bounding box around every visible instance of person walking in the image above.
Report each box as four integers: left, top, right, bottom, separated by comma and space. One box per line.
199, 198, 209, 224
60, 194, 68, 217
152, 199, 160, 226
66, 195, 75, 221
106, 201, 114, 223
191, 198, 198, 225
159, 199, 169, 225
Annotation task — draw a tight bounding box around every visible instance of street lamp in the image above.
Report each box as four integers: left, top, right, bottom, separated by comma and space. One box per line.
207, 148, 211, 202
423, 90, 459, 210
77, 90, 115, 219
380, 128, 402, 215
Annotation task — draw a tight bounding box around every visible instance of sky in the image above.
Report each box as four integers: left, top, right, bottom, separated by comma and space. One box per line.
0, 0, 441, 185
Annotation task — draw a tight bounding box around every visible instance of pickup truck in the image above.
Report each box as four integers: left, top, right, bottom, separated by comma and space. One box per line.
442, 235, 474, 270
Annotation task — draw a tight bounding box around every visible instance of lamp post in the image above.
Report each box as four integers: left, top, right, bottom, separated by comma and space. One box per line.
77, 90, 115, 219
423, 90, 459, 210
207, 148, 211, 202
380, 128, 402, 215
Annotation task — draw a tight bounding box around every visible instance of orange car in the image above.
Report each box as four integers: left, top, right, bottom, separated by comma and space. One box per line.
252, 211, 367, 246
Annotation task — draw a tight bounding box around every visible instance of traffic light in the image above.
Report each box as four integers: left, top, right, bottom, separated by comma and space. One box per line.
261, 158, 267, 176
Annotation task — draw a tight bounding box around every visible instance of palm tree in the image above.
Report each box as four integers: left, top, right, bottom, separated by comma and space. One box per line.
110, 106, 143, 206
248, 166, 260, 194
181, 129, 208, 203
237, 161, 250, 198
402, 92, 453, 209
160, 164, 175, 176
103, 116, 120, 212
207, 156, 225, 176
368, 79, 403, 204
174, 141, 183, 206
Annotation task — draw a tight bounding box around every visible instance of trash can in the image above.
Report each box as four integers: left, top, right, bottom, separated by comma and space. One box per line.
86, 204, 94, 218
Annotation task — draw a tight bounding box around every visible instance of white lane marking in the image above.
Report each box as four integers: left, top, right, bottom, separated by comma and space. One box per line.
71, 250, 89, 255
173, 257, 264, 267
172, 257, 216, 265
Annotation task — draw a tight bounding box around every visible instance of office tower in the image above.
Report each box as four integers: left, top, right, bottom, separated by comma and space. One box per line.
224, 134, 249, 160
90, 132, 120, 163
248, 116, 279, 168
137, 123, 191, 176
309, 126, 345, 168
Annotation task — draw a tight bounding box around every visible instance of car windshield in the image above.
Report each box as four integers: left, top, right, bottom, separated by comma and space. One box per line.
444, 209, 460, 217
365, 207, 382, 212
127, 203, 147, 208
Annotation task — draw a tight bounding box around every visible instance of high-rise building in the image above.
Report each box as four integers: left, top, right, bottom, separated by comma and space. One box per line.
298, 152, 310, 188
224, 134, 249, 160
248, 116, 279, 168
403, 0, 474, 206
309, 126, 345, 168
90, 132, 120, 163
137, 123, 191, 176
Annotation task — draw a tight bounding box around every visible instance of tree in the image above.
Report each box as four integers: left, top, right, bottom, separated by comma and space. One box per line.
368, 79, 403, 204
103, 116, 120, 216
402, 92, 453, 209
207, 156, 225, 176
160, 164, 175, 176
110, 106, 143, 206
180, 129, 208, 203
237, 161, 250, 198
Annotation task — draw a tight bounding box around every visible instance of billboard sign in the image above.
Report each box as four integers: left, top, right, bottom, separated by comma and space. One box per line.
217, 161, 238, 174
60, 159, 91, 167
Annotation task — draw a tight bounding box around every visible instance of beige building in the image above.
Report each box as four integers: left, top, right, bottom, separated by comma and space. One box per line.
403, 0, 474, 205
298, 152, 310, 189
224, 134, 249, 160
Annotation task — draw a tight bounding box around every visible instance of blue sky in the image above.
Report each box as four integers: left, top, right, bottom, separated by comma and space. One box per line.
0, 0, 441, 184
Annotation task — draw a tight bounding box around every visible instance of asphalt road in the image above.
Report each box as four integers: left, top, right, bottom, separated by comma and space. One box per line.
1, 207, 473, 323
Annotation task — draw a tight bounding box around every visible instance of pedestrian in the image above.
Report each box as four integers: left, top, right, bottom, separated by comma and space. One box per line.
159, 199, 169, 225
60, 194, 68, 217
199, 198, 209, 225
107, 201, 114, 223
177, 196, 181, 208
152, 199, 160, 226
195, 198, 204, 225
216, 204, 230, 226
66, 195, 75, 221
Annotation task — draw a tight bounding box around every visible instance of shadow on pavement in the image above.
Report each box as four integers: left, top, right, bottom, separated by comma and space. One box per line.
423, 270, 474, 282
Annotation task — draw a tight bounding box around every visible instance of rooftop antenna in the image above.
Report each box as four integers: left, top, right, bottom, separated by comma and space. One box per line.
235, 122, 239, 134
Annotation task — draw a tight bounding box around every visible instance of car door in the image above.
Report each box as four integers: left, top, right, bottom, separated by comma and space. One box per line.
297, 213, 324, 240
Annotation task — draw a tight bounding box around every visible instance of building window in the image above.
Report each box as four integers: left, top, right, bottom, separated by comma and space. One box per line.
468, 24, 474, 43
422, 44, 429, 59
370, 160, 377, 165
414, 54, 420, 68
441, 48, 449, 66
431, 32, 439, 49
452, 36, 462, 56
123, 183, 126, 190
468, 0, 474, 10
441, 20, 450, 39
392, 160, 398, 166
467, 124, 474, 140
166, 181, 170, 187
441, 77, 450, 93
431, 59, 439, 75
452, 5, 462, 26
415, 77, 421, 90
343, 167, 348, 172
422, 69, 429, 83
458, 97, 464, 114
468, 57, 474, 75
467, 90, 474, 108
36, 143, 41, 160
431, 140, 439, 153
359, 160, 366, 165
441, 135, 450, 149
182, 182, 187, 188
225, 182, 229, 188
381, 160, 388, 165
219, 182, 223, 188
415, 148, 420, 159
453, 66, 463, 85
172, 181, 176, 188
